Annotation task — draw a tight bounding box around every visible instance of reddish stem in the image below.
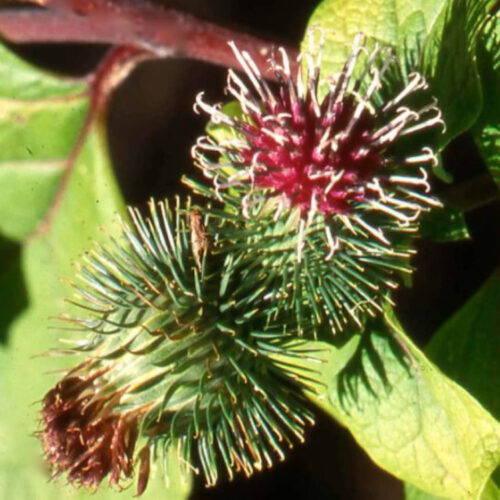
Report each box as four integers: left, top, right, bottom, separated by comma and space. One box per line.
31, 45, 148, 239
1, 0, 300, 239
0, 0, 299, 79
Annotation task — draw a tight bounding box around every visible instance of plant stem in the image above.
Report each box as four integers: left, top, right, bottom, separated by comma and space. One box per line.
31, 45, 150, 240
0, 0, 299, 79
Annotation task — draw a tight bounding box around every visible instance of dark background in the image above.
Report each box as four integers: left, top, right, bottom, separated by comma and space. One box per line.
7, 0, 500, 499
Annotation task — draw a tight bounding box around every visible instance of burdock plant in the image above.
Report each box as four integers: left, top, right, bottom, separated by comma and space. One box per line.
38, 32, 448, 496
190, 32, 444, 336
41, 198, 316, 494
0, 1, 498, 500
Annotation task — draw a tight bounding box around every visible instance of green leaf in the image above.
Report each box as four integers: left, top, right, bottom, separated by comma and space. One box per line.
481, 479, 500, 500
304, 0, 446, 70
404, 23, 500, 497
421, 0, 489, 146
304, 0, 492, 147
426, 269, 500, 420
298, 310, 500, 500
0, 43, 190, 499
419, 204, 470, 242
473, 20, 500, 188
404, 266, 500, 500
475, 121, 500, 188
405, 478, 500, 500
416, 269, 500, 498
405, 482, 448, 500
0, 43, 86, 242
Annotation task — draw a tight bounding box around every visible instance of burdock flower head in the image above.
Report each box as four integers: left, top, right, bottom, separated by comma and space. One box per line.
39, 33, 446, 495
40, 363, 139, 490
191, 32, 445, 335
39, 199, 314, 495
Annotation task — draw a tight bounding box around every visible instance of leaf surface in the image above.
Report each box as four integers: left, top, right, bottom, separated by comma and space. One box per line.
473, 20, 500, 188
296, 311, 500, 500
304, 0, 493, 147
0, 43, 190, 499
405, 270, 500, 500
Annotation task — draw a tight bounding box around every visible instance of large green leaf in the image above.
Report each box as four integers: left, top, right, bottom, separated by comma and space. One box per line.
426, 269, 500, 421
473, 20, 500, 188
481, 480, 500, 500
296, 310, 500, 500
0, 44, 85, 242
0, 44, 190, 499
475, 120, 500, 189
304, 0, 445, 70
417, 269, 500, 499
405, 269, 500, 500
405, 478, 500, 500
405, 482, 448, 500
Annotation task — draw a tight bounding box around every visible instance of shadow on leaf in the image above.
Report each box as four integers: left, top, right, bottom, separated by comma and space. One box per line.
0, 235, 28, 344
336, 323, 412, 413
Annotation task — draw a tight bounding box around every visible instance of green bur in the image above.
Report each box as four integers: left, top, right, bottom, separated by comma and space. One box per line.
48, 197, 315, 491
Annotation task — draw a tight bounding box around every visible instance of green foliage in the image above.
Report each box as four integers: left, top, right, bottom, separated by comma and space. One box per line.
297, 310, 500, 500
0, 44, 85, 242
419, 204, 470, 242
304, 0, 445, 69
0, 43, 190, 499
405, 269, 500, 500
405, 473, 500, 500
426, 269, 500, 420
420, 0, 484, 145
0, 0, 498, 498
64, 198, 314, 487
301, 4, 500, 494
473, 18, 500, 188
305, 0, 494, 148
406, 479, 500, 500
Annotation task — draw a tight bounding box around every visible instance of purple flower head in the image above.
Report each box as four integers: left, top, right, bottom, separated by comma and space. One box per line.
193, 32, 444, 261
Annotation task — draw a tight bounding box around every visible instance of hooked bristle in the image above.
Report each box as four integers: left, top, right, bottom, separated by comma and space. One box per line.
40, 32, 446, 495
188, 32, 444, 335
40, 198, 316, 494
